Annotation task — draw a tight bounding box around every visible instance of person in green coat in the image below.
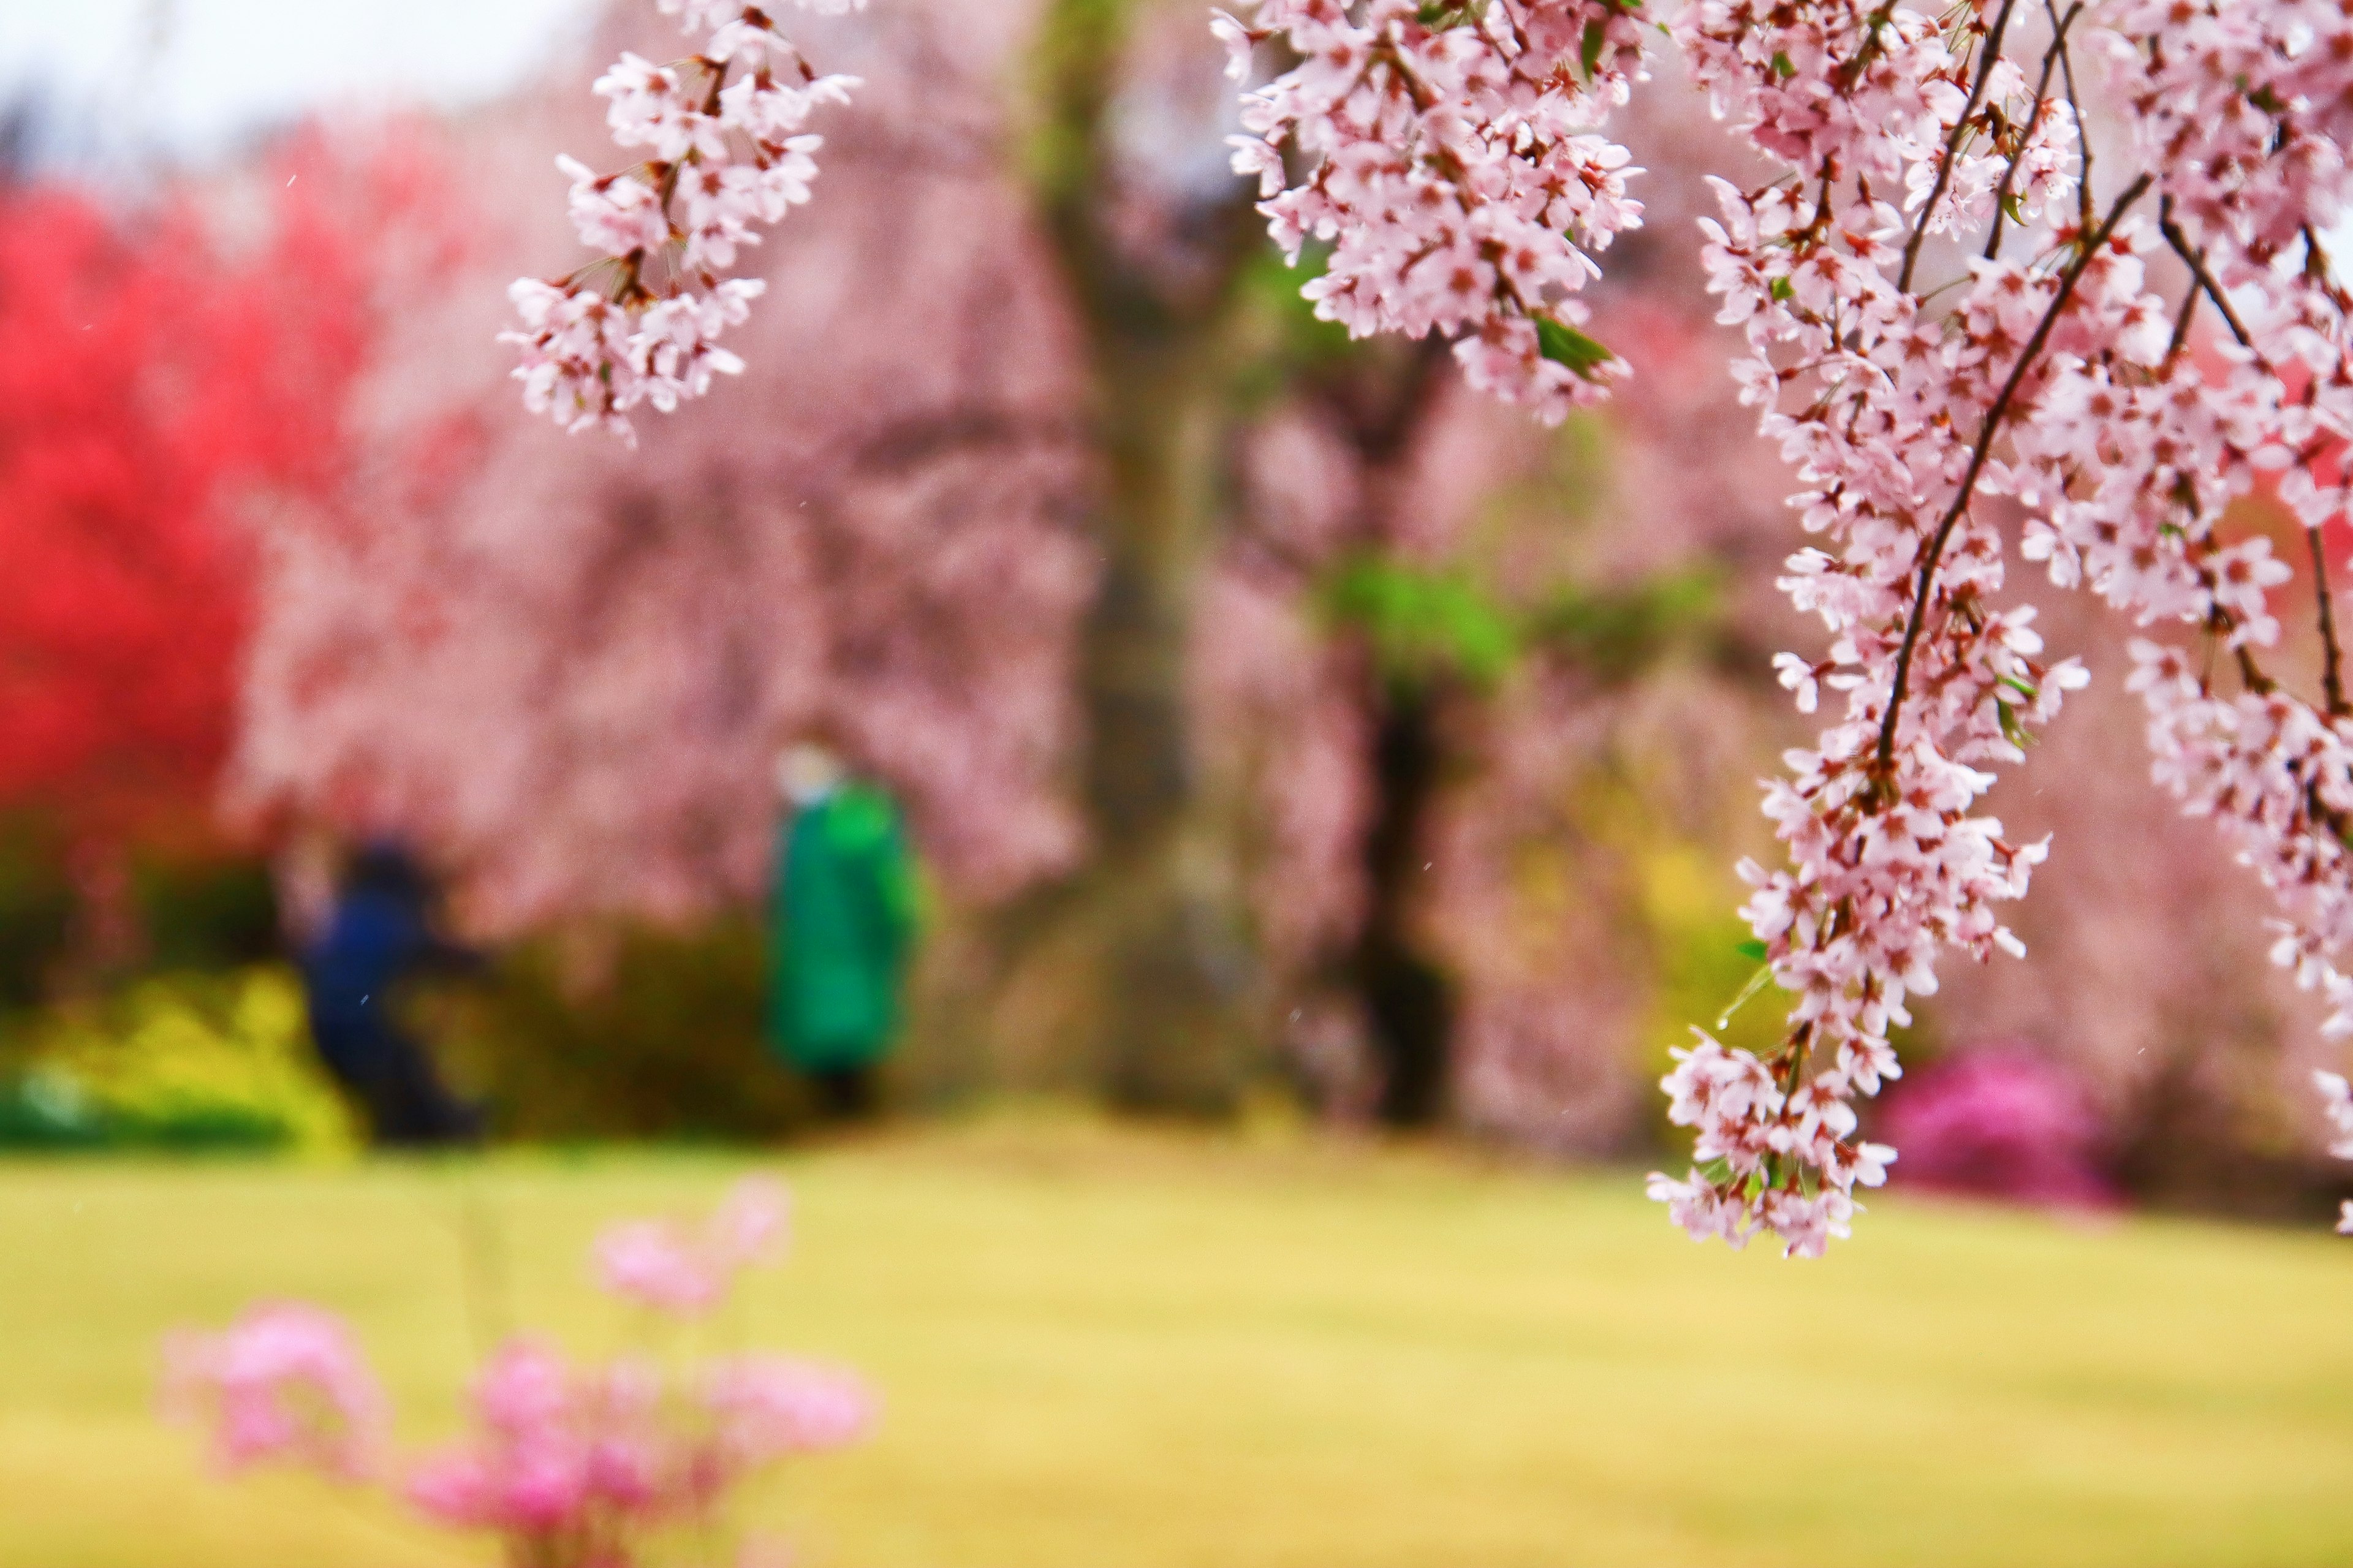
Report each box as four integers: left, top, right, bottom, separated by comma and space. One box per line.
768, 743, 919, 1119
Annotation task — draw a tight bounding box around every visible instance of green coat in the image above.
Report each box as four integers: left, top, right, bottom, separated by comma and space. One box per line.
767, 786, 918, 1072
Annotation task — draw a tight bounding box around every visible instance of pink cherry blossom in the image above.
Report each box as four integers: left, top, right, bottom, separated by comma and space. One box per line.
506, 0, 865, 437
1219, 0, 1650, 423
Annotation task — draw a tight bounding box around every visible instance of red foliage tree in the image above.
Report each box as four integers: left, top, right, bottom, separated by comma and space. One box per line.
0, 153, 372, 847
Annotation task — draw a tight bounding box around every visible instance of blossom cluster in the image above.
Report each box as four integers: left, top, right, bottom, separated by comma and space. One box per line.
163, 1302, 386, 1480
1216, 0, 1648, 423
596, 1174, 788, 1314
165, 1178, 870, 1567
1645, 0, 2353, 1251
406, 1338, 870, 1553
1637, 0, 2110, 1253
506, 0, 863, 438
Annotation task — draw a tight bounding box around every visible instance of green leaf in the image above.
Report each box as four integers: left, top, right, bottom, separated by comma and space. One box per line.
1735, 939, 1768, 962
1319, 555, 1521, 690
1581, 18, 1606, 78
2000, 191, 2026, 227
1771, 50, 1795, 78
1995, 697, 2034, 752
1535, 317, 1615, 382
1768, 276, 1795, 303
1998, 673, 2039, 700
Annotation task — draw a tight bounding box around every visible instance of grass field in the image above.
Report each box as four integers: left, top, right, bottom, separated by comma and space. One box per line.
3, 1112, 2352, 1568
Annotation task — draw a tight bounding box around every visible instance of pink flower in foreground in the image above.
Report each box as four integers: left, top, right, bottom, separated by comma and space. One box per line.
162, 1301, 386, 1480
1881, 1047, 2116, 1210
703, 1355, 874, 1468
595, 1176, 790, 1316
406, 1339, 672, 1540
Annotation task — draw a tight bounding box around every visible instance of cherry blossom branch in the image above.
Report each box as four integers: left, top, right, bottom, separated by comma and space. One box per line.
2042, 0, 2094, 233
504, 0, 864, 439
1897, 0, 2020, 293
2156, 197, 2253, 349
1980, 3, 2082, 262
1876, 172, 2152, 779
2308, 528, 2349, 718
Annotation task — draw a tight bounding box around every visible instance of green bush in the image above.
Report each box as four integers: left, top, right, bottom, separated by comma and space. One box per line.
426, 917, 814, 1143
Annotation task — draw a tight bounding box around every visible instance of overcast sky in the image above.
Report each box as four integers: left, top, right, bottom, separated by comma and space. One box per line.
1, 0, 597, 162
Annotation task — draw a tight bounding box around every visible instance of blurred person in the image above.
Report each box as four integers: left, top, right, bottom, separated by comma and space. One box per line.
768, 743, 918, 1121
299, 842, 482, 1147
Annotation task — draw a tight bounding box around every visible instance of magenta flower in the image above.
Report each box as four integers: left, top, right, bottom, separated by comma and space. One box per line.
1881, 1046, 2116, 1210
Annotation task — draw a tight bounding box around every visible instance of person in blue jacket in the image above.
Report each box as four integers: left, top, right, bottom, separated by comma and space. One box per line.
768, 744, 919, 1121
299, 843, 482, 1146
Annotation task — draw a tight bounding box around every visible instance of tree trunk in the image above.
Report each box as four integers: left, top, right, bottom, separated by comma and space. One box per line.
929, 0, 1270, 1113
1356, 682, 1457, 1127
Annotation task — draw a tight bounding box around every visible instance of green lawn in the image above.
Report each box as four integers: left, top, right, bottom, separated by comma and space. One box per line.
2, 1112, 2351, 1568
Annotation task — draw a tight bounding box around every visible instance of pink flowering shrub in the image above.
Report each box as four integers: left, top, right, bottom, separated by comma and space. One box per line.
1881, 1047, 2116, 1210
596, 1176, 789, 1315
404, 1339, 869, 1559
162, 1302, 387, 1480
165, 1178, 869, 1566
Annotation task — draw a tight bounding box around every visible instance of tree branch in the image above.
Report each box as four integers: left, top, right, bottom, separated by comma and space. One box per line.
1875, 172, 2154, 779
2158, 196, 2253, 347
2311, 526, 2351, 717
2043, 0, 2095, 233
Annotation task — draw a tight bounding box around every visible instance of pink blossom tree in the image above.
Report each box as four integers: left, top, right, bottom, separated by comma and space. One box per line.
231, 13, 1096, 941
522, 0, 2353, 1248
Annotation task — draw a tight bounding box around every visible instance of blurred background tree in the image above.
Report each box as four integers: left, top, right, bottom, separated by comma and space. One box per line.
0, 0, 2341, 1216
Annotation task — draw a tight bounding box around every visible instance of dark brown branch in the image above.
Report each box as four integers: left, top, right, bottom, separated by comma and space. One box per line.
2311, 526, 2351, 717
2235, 642, 2276, 697
1898, 0, 2020, 294
2162, 272, 2202, 368
2158, 196, 2253, 347
1874, 172, 2154, 779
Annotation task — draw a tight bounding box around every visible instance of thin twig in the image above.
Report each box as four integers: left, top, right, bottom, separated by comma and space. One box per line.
1899, 0, 2020, 294
1875, 172, 2154, 779
2044, 0, 2094, 233
2162, 273, 2202, 367
2311, 526, 2350, 716
2159, 196, 2253, 347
